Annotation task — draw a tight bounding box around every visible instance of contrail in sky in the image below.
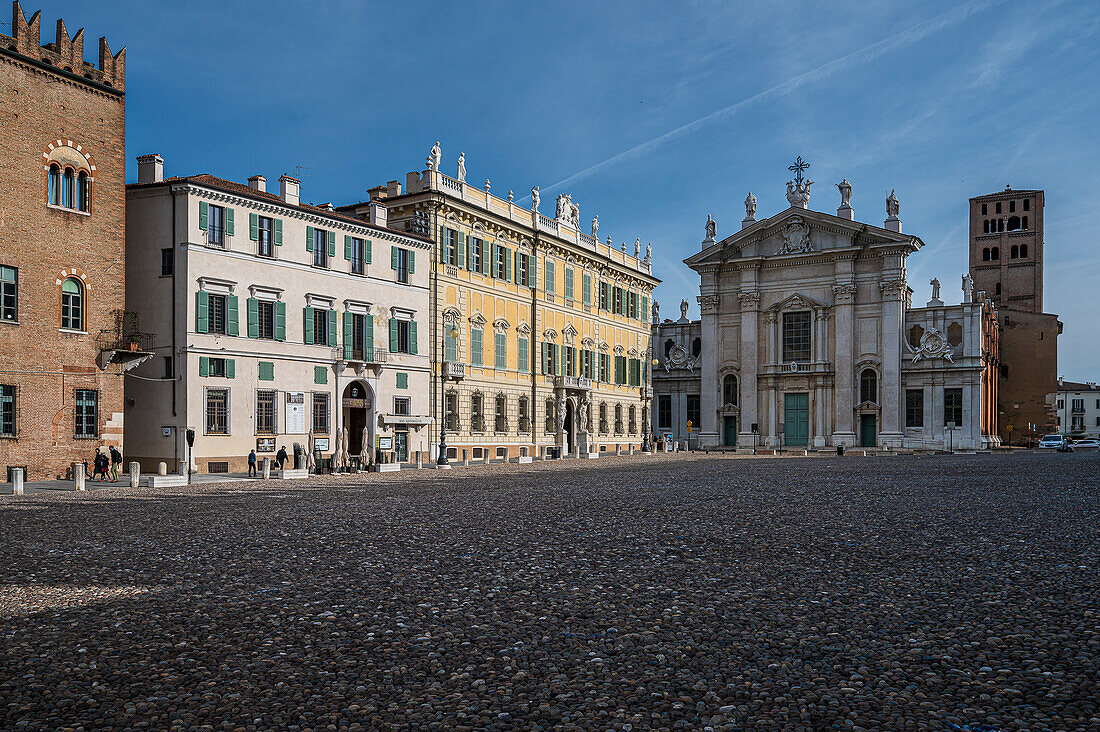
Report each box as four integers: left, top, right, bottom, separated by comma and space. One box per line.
529, 0, 1007, 200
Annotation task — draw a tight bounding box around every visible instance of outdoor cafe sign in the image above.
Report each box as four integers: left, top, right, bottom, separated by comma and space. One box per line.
343, 384, 372, 409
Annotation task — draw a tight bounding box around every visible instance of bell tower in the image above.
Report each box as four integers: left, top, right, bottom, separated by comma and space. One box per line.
968, 186, 1044, 313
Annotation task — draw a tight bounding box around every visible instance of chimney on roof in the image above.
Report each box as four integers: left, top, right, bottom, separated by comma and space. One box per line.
368, 185, 388, 202
248, 175, 266, 193
136, 154, 164, 184
318, 203, 334, 212
369, 201, 388, 228
279, 174, 300, 205
386, 180, 402, 197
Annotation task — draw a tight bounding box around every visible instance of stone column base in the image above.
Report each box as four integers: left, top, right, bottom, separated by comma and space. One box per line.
879, 432, 903, 449
831, 431, 857, 448
697, 431, 719, 449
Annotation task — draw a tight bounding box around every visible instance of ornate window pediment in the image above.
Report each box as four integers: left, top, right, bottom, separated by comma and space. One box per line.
468, 311, 487, 328
581, 336, 595, 348
492, 317, 510, 333
516, 321, 531, 336
628, 348, 639, 358
543, 329, 558, 341
856, 357, 881, 371
613, 344, 625, 355
768, 292, 825, 312
442, 306, 462, 323
562, 323, 578, 345
598, 341, 610, 352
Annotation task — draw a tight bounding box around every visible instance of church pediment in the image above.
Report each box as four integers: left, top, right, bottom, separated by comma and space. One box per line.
686, 206, 921, 268
766, 292, 826, 312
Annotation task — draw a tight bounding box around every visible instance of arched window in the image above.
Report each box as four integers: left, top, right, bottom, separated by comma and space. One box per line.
61, 277, 84, 331
1009, 200, 1016, 213
77, 171, 88, 211
995, 282, 1001, 296
48, 164, 61, 205
1007, 216, 1020, 231
614, 404, 624, 434
1023, 198, 1030, 211
61, 168, 74, 208
628, 405, 636, 434
494, 394, 507, 433
599, 402, 608, 433
1022, 216, 1028, 230
664, 339, 674, 358
860, 368, 877, 404
545, 398, 555, 433
518, 396, 530, 432
991, 247, 1000, 260
692, 337, 701, 357
997, 218, 1004, 232
723, 374, 738, 406
982, 248, 990, 261
1011, 245, 1019, 259
470, 393, 484, 432
947, 322, 962, 347
909, 324, 924, 349
1020, 244, 1028, 258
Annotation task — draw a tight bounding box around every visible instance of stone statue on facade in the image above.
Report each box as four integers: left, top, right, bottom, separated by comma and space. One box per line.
786, 178, 813, 207
838, 179, 852, 207
705, 214, 717, 241
531, 186, 540, 212
555, 395, 567, 433
644, 242, 652, 263
456, 152, 466, 182
578, 395, 590, 432
430, 141, 442, 172
745, 192, 757, 219
634, 238, 640, 257
591, 214, 599, 237
962, 273, 974, 302
652, 300, 660, 322
680, 299, 689, 320
886, 189, 900, 218
930, 277, 941, 301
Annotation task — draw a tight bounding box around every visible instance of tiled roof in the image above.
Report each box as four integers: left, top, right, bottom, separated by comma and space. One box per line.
1059, 380, 1098, 391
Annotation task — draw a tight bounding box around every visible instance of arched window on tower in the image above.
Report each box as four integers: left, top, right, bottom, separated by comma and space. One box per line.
860, 369, 878, 405
1023, 198, 1030, 211
48, 164, 60, 205
992, 247, 1000, 260
61, 168, 74, 208
77, 171, 89, 211
1022, 216, 1028, 230
60, 277, 84, 331
909, 324, 924, 349
995, 282, 1001, 296
982, 220, 989, 233
1020, 244, 1028, 258
1011, 245, 1019, 259
1007, 216, 1020, 231
997, 218, 1004, 232
723, 374, 738, 406
982, 248, 990, 261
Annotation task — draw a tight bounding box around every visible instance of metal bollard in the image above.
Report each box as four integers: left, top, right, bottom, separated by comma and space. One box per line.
129, 462, 140, 488
416, 451, 423, 469
462, 449, 469, 467
483, 451, 491, 465
615, 444, 622, 456
178, 460, 188, 477
573, 443, 580, 459
158, 461, 167, 476
262, 457, 271, 479
12, 468, 23, 496
73, 463, 86, 491
628, 444, 634, 456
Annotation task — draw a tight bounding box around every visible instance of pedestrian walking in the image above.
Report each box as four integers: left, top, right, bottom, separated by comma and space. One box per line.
109, 445, 122, 482
248, 449, 257, 477
276, 446, 288, 470
93, 449, 109, 482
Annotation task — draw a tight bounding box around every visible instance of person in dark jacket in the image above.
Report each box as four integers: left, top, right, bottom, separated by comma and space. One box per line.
109, 446, 123, 482
247, 450, 257, 477
93, 449, 110, 482
275, 446, 288, 470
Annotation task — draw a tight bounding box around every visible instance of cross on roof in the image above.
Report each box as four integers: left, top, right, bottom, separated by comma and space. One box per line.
788, 156, 810, 185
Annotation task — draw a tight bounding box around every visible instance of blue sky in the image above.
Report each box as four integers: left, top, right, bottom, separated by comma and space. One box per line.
29, 0, 1100, 378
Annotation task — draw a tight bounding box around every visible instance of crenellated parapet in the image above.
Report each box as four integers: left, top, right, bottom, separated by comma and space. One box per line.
2, 1, 125, 91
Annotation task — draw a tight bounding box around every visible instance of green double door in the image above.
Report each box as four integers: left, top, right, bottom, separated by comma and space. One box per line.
783, 393, 809, 447
723, 416, 738, 446
859, 414, 877, 448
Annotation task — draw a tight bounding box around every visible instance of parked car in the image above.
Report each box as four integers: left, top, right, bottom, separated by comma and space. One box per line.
1037, 434, 1069, 450
1069, 438, 1100, 450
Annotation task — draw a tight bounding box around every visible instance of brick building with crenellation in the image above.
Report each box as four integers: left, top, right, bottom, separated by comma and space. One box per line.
0, 2, 141, 480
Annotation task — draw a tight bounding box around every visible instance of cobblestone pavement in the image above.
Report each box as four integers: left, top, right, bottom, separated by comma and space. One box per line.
0, 452, 1097, 731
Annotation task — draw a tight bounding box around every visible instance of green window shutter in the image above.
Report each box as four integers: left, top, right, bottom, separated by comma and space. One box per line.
495, 332, 506, 369
439, 225, 447, 263
482, 244, 491, 275
364, 315, 373, 352
249, 212, 258, 241
391, 246, 398, 270
327, 309, 337, 347
518, 337, 528, 372
259, 361, 273, 381
528, 254, 537, 287
504, 247, 512, 281
396, 372, 408, 389
583, 273, 592, 305
408, 250, 415, 274
247, 298, 259, 338
343, 311, 353, 349
274, 301, 286, 341
555, 344, 563, 376
344, 235, 353, 260
364, 239, 372, 263
641, 296, 648, 322
199, 356, 209, 377
389, 319, 398, 352
226, 208, 235, 236
544, 261, 554, 292
306, 225, 315, 252
513, 251, 520, 284
327, 230, 336, 257
457, 233, 466, 269
198, 201, 208, 231
274, 218, 283, 246
565, 268, 574, 300
303, 307, 315, 345
226, 358, 235, 379
315, 366, 328, 384
409, 320, 417, 354
195, 291, 209, 333
227, 295, 239, 336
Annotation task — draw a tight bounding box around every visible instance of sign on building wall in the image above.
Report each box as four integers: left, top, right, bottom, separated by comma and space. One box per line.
256, 437, 275, 453
285, 392, 306, 434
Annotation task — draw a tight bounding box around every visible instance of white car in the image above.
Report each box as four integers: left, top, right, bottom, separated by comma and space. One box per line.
1037, 434, 1068, 450
1069, 438, 1100, 450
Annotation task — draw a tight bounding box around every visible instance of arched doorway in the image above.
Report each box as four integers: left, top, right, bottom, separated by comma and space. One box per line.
342, 380, 374, 458
563, 398, 574, 455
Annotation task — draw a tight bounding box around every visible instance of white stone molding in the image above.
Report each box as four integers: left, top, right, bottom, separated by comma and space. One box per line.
542, 328, 558, 341
249, 285, 283, 301
197, 276, 235, 294
613, 344, 625, 355
879, 279, 907, 301
738, 291, 761, 309
468, 311, 487, 328
391, 307, 416, 321
516, 321, 531, 336
492, 317, 510, 333
305, 293, 335, 309
778, 216, 814, 254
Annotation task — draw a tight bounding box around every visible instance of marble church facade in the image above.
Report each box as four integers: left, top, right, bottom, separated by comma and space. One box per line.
653, 172, 1000, 452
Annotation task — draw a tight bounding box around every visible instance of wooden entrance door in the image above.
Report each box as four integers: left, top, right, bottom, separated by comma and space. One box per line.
860, 414, 877, 447
783, 393, 809, 447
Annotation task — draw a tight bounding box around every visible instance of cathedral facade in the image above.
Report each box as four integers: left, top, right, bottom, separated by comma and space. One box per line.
653, 171, 999, 452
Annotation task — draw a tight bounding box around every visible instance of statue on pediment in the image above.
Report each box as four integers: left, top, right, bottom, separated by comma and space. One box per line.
745, 192, 757, 219
886, 189, 900, 218
531, 186, 540, 211
705, 214, 717, 241
591, 214, 599, 237
430, 141, 441, 172
838, 179, 852, 207
456, 153, 466, 182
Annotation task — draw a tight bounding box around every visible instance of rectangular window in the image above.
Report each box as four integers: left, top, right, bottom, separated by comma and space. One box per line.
258, 361, 274, 381
686, 394, 701, 429
445, 229, 458, 265
471, 328, 484, 367
517, 252, 529, 286
313, 228, 328, 267
544, 260, 555, 293
161, 248, 174, 276
600, 353, 611, 383
494, 396, 507, 433
599, 282, 608, 310
163, 356, 173, 379
74, 388, 98, 438
582, 273, 591, 305
471, 237, 482, 272
206, 388, 229, 434
393, 396, 411, 416
0, 384, 15, 436
494, 246, 507, 279
517, 336, 528, 372
312, 393, 329, 434
944, 388, 963, 426
207, 204, 226, 246
470, 395, 484, 432
445, 329, 458, 362
581, 350, 592, 379
314, 366, 328, 384
209, 294, 228, 335
782, 311, 812, 362
905, 389, 924, 427
629, 358, 641, 386
658, 395, 672, 430
1071, 398, 1084, 412
0, 265, 17, 322
613, 287, 623, 315
256, 390, 276, 434
348, 236, 366, 274
495, 332, 506, 369
257, 301, 275, 340
313, 309, 329, 346
208, 357, 228, 378
396, 372, 408, 389
392, 319, 414, 354
564, 267, 574, 300
257, 216, 274, 258
518, 398, 530, 432
395, 247, 410, 284
445, 392, 458, 431
565, 346, 576, 377
627, 292, 637, 320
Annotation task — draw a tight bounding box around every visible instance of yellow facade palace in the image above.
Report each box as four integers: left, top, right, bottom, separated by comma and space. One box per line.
341, 162, 659, 460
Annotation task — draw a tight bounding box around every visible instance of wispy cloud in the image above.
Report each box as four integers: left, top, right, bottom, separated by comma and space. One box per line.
526, 0, 1008, 202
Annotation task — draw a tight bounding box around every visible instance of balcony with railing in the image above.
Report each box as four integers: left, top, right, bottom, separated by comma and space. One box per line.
555, 375, 593, 390
96, 309, 155, 371
443, 361, 466, 380
763, 361, 832, 375
333, 345, 388, 364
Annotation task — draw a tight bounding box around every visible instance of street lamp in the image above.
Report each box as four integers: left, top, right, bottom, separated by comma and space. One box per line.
642, 357, 659, 453
437, 325, 459, 465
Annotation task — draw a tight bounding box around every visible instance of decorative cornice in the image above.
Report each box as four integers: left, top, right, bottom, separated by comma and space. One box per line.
697, 294, 720, 314
737, 291, 761, 309
832, 284, 857, 304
